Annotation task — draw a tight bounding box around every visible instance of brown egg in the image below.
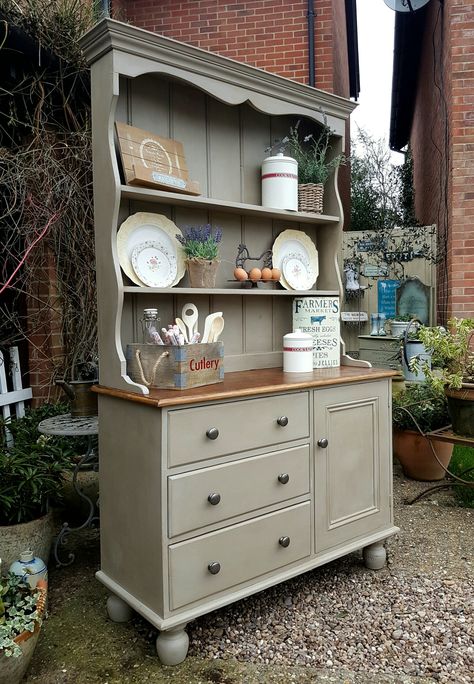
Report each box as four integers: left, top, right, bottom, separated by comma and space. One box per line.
249, 267, 262, 282
234, 267, 248, 281
271, 267, 281, 281
261, 267, 273, 281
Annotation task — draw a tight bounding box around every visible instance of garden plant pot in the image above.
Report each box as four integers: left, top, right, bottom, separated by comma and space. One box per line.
393, 429, 453, 481
389, 321, 410, 338
297, 182, 324, 213
0, 511, 55, 571
0, 580, 47, 684
186, 258, 219, 288
445, 384, 474, 438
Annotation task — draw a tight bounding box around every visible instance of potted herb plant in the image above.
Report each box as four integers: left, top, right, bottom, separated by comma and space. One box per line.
392, 382, 453, 481
0, 572, 47, 684
0, 405, 70, 569
176, 224, 223, 288
287, 117, 345, 213
416, 318, 474, 437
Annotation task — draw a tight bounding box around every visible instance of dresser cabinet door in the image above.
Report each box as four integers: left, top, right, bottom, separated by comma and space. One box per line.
313, 381, 392, 553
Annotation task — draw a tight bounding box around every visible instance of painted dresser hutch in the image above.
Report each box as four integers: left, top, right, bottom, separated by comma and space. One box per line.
81, 20, 398, 665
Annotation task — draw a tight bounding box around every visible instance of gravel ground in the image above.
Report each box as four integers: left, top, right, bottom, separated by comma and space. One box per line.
25, 462, 473, 684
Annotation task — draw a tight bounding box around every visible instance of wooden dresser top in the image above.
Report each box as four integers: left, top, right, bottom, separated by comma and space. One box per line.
94, 366, 397, 408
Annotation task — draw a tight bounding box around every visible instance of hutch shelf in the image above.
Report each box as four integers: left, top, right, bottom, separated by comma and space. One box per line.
82, 19, 398, 665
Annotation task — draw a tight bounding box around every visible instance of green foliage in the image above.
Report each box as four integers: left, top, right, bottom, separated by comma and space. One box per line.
392, 382, 450, 433
396, 144, 419, 227
450, 446, 474, 508
0, 573, 42, 658
287, 119, 345, 185
0, 404, 73, 525
176, 225, 223, 261
350, 128, 403, 232
417, 318, 474, 390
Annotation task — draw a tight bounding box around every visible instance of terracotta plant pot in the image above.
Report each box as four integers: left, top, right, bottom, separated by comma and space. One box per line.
0, 580, 47, 684
393, 429, 453, 481
186, 258, 219, 288
445, 384, 474, 438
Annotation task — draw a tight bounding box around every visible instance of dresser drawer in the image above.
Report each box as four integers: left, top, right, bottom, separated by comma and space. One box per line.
168, 444, 310, 537
167, 392, 309, 467
169, 502, 310, 609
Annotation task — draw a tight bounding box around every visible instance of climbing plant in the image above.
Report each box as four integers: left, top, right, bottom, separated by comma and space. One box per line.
0, 1, 104, 389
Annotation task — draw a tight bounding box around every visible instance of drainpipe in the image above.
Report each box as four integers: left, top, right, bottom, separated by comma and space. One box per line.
101, 0, 110, 17
307, 0, 315, 86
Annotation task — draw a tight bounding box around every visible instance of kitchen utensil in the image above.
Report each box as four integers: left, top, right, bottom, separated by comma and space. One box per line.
175, 317, 189, 343
208, 316, 224, 342
181, 303, 199, 341
202, 311, 223, 343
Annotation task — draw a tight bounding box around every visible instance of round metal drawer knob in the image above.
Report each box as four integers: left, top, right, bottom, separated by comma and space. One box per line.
279, 536, 290, 548
277, 416, 289, 427
278, 473, 290, 485
207, 492, 221, 505
206, 427, 219, 440
208, 561, 221, 575
317, 438, 329, 448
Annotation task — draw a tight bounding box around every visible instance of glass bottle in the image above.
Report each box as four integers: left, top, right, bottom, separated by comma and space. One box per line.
141, 308, 161, 344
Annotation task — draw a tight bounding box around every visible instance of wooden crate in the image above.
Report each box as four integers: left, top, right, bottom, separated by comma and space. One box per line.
126, 342, 224, 390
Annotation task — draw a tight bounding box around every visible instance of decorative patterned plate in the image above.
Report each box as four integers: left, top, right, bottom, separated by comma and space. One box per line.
117, 212, 185, 287
272, 229, 318, 290
282, 252, 316, 290
131, 240, 177, 288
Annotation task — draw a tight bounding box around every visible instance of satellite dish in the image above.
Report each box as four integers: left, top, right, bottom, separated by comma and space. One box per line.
384, 0, 430, 11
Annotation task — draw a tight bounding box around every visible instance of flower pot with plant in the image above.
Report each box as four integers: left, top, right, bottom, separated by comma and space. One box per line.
0, 406, 70, 568
392, 382, 453, 481
176, 224, 222, 288
388, 314, 413, 338
287, 117, 345, 213
0, 572, 47, 684
416, 318, 474, 438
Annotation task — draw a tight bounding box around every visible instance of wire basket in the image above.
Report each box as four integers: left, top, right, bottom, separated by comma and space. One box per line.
298, 183, 324, 213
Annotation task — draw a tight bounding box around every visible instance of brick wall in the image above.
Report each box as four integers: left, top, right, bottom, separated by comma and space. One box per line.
26, 245, 64, 405
114, 0, 352, 221
449, 1, 474, 319
114, 0, 350, 96
411, 0, 474, 321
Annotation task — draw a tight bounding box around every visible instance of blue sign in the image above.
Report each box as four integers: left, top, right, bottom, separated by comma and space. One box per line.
377, 280, 400, 318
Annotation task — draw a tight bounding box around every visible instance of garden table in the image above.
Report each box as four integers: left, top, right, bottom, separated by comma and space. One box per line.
37, 413, 99, 567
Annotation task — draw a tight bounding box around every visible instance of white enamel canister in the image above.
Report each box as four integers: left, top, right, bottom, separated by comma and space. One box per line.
283, 329, 313, 373
261, 153, 298, 211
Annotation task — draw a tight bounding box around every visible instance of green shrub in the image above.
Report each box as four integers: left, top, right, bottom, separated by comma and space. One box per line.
450, 446, 474, 508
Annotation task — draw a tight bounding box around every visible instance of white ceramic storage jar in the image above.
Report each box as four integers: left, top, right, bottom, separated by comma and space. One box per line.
261, 153, 298, 211
283, 329, 313, 372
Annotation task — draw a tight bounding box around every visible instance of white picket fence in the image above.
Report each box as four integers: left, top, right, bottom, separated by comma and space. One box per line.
0, 346, 32, 446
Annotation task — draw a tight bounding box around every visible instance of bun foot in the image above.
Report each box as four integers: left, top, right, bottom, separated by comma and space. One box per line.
156, 624, 189, 665
363, 541, 387, 570
106, 594, 134, 622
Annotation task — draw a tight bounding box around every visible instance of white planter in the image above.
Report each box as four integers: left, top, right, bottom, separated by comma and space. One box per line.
389, 321, 410, 337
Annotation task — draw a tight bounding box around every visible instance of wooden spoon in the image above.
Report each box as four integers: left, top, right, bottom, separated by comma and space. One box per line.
209, 316, 224, 343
